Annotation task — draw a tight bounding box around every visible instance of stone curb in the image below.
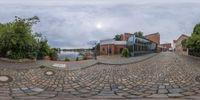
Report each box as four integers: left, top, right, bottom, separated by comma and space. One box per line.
51, 53, 159, 71
97, 53, 159, 65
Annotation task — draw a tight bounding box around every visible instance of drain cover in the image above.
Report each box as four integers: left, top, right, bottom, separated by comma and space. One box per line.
0, 75, 13, 83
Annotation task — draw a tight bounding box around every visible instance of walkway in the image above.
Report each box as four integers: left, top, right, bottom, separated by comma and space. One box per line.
48, 53, 157, 70
0, 52, 200, 100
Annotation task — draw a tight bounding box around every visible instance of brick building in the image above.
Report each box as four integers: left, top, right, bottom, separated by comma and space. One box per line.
120, 33, 133, 41
145, 32, 160, 44
100, 39, 127, 55
100, 32, 161, 55
144, 32, 165, 52
161, 43, 172, 50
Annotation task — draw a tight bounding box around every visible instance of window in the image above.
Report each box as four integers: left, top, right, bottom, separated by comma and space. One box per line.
102, 48, 105, 51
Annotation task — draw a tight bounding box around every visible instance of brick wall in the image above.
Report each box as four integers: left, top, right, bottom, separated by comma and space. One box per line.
100, 44, 126, 55
161, 43, 172, 49
120, 33, 132, 41
145, 33, 160, 44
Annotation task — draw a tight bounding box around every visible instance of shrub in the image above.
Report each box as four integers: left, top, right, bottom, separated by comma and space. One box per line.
121, 48, 129, 57
64, 57, 70, 61
0, 16, 39, 59
76, 57, 79, 61
49, 49, 58, 61
27, 52, 37, 59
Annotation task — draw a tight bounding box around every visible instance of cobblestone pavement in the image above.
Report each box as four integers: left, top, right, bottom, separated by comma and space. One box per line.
0, 52, 200, 100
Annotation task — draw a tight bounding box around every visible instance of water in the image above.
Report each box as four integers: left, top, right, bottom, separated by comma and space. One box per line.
57, 51, 82, 61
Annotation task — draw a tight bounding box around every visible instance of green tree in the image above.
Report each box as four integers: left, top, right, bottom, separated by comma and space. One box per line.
49, 49, 58, 60
121, 48, 129, 57
0, 16, 39, 59
114, 34, 121, 41
186, 23, 200, 50
0, 16, 53, 60
37, 38, 51, 59
181, 39, 187, 51
134, 31, 143, 37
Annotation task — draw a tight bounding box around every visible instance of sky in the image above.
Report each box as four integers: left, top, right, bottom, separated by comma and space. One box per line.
0, 0, 200, 49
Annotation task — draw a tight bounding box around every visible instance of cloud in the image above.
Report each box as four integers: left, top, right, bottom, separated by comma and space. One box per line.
0, 0, 200, 48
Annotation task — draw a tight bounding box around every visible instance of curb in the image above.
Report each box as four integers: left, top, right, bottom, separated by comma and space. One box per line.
45, 53, 159, 71
98, 53, 159, 65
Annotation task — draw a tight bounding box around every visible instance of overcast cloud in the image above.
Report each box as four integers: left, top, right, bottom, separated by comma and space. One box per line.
0, 0, 200, 48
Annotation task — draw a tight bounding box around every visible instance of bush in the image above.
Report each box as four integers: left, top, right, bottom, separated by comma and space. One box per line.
27, 52, 37, 59
64, 57, 70, 61
7, 51, 26, 59
49, 49, 58, 61
121, 48, 129, 57
76, 57, 79, 61
0, 16, 39, 59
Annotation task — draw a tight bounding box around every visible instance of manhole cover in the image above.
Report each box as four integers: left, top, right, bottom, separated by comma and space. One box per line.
195, 76, 200, 82
44, 70, 55, 76
0, 75, 13, 83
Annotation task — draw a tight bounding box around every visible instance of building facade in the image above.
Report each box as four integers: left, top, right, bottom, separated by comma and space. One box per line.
161, 43, 172, 51
100, 39, 127, 55
120, 33, 133, 41
100, 33, 159, 56
127, 35, 157, 56
174, 34, 189, 55
145, 32, 160, 44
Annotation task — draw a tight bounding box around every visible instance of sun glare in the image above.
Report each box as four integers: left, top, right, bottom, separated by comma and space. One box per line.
96, 23, 102, 29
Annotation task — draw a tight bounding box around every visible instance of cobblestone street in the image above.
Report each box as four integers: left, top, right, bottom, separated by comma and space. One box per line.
0, 52, 200, 100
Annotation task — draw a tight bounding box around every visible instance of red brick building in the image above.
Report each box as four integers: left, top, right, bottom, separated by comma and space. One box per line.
144, 32, 163, 52
145, 32, 160, 44
100, 32, 163, 55
120, 33, 133, 41
161, 43, 172, 51
100, 39, 127, 55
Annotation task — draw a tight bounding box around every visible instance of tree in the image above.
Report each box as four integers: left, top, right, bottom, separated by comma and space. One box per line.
121, 48, 129, 57
134, 31, 143, 37
186, 23, 200, 50
37, 37, 51, 59
0, 16, 53, 60
181, 39, 187, 51
0, 16, 39, 59
114, 34, 121, 41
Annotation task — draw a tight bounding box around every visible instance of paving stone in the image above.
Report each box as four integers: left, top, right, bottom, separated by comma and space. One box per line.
182, 92, 196, 96
0, 52, 199, 99
158, 89, 168, 94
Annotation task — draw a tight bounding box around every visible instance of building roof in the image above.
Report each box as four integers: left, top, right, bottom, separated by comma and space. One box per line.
173, 40, 176, 43
176, 34, 189, 41
100, 39, 127, 45
144, 32, 160, 37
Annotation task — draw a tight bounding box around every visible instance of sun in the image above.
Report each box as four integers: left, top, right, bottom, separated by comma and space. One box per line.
96, 23, 102, 29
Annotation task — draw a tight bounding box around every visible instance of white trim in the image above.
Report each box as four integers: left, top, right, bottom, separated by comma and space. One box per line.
100, 39, 127, 45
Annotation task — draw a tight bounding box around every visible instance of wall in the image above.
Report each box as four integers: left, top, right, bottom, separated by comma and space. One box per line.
175, 35, 189, 55
145, 33, 160, 45
161, 43, 172, 49
115, 45, 127, 54
100, 44, 126, 55
120, 33, 132, 41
